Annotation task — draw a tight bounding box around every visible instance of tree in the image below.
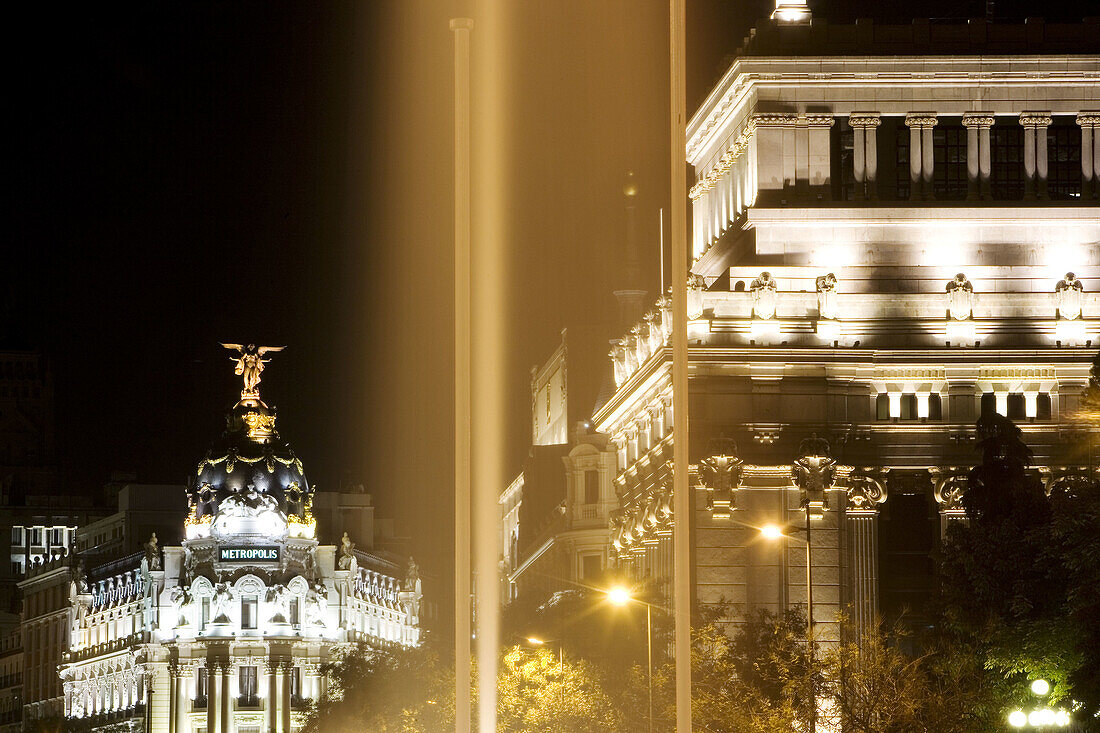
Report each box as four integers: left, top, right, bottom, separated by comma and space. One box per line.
304, 639, 454, 733
938, 406, 1100, 726
496, 645, 622, 732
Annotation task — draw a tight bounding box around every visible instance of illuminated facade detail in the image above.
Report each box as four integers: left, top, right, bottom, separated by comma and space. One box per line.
61, 354, 421, 733
596, 17, 1099, 645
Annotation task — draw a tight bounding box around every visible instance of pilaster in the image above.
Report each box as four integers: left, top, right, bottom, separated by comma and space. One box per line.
845, 470, 887, 642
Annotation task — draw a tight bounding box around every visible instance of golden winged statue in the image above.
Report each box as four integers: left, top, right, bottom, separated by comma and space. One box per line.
220, 343, 285, 397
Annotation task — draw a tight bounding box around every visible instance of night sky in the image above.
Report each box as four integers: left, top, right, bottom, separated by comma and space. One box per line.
8, 0, 1094, 622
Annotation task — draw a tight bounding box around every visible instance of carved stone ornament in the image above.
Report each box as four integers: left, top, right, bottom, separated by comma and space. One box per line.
848, 113, 881, 129
932, 469, 968, 513
791, 434, 837, 514
905, 113, 938, 128
750, 271, 779, 320
337, 532, 356, 570
816, 273, 839, 320
143, 533, 162, 571
961, 113, 995, 129
1055, 272, 1085, 320
945, 273, 974, 321
220, 343, 285, 400
698, 437, 744, 516
687, 274, 705, 319
1019, 112, 1053, 128
846, 469, 888, 511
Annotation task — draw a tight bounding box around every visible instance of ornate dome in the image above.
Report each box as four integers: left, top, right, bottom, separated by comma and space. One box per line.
185, 345, 315, 540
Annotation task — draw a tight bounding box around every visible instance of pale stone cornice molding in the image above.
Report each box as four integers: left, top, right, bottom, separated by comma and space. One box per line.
905, 112, 938, 128
1019, 111, 1053, 127
961, 112, 996, 128
752, 112, 799, 127
848, 112, 881, 128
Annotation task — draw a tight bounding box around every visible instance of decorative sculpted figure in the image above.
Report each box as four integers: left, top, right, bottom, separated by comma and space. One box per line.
698, 437, 744, 514
266, 584, 290, 623
220, 343, 286, 397
750, 272, 779, 320
306, 583, 329, 626
211, 583, 233, 623
791, 434, 837, 514
1055, 272, 1085, 320
144, 533, 162, 571
846, 469, 888, 511
337, 532, 356, 570
945, 273, 974, 320
403, 557, 421, 594
815, 273, 839, 320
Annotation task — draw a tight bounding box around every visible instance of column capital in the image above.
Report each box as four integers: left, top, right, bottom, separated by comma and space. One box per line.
804, 113, 835, 128
905, 112, 938, 128
1076, 111, 1100, 127
846, 468, 888, 512
1019, 111, 1052, 128
961, 112, 995, 128
848, 112, 881, 129
751, 112, 799, 127
931, 467, 969, 514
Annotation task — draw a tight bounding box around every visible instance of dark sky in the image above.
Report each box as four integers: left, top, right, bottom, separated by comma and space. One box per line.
8, 0, 1094, 622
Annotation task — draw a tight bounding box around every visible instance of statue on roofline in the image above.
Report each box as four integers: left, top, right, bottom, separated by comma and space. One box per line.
220, 343, 285, 397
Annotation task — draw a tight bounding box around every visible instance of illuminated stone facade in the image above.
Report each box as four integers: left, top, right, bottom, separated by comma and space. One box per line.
60, 380, 422, 733
598, 18, 1100, 641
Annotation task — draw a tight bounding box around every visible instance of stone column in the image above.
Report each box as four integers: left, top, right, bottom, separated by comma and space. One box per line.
266, 662, 279, 733
846, 471, 887, 642
906, 113, 937, 200
1020, 112, 1052, 200
962, 113, 994, 200
1077, 112, 1100, 199
280, 663, 292, 733
207, 663, 219, 733
176, 666, 189, 733
849, 113, 880, 200
220, 664, 230, 733
168, 666, 178, 733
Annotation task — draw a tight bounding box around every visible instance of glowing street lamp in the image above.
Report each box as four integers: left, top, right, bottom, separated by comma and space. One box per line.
605, 586, 654, 733
525, 637, 564, 708
1006, 679, 1072, 728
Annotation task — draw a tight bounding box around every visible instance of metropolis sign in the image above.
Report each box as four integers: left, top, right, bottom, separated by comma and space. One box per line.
218, 545, 280, 563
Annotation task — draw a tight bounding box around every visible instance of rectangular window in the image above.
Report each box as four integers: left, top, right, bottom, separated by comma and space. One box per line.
1007, 393, 1026, 420
876, 394, 890, 420
50, 528, 63, 546
1037, 393, 1052, 420
584, 471, 599, 505
991, 127, 1024, 200
581, 554, 602, 579
241, 596, 257, 630
238, 666, 258, 704
195, 668, 208, 705
832, 121, 855, 201
29, 528, 41, 546
900, 394, 918, 421
289, 598, 300, 627
1047, 121, 1082, 200
201, 598, 210, 629
932, 123, 968, 200
980, 393, 997, 418
895, 127, 911, 200
10, 527, 22, 546
928, 393, 943, 421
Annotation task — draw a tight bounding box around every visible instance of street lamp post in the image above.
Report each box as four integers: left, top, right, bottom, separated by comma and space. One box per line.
607, 586, 655, 733
760, 522, 815, 733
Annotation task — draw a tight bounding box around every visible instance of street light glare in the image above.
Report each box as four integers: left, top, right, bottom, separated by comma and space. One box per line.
607, 586, 632, 606
526, 637, 545, 645
1031, 678, 1050, 696
760, 524, 785, 540
1007, 710, 1027, 727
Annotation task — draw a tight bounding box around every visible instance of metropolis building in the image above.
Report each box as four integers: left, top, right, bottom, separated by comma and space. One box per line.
507, 6, 1100, 647
60, 350, 422, 733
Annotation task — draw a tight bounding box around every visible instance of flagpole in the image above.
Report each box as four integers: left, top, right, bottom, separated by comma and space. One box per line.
450, 17, 473, 733
668, 1, 692, 731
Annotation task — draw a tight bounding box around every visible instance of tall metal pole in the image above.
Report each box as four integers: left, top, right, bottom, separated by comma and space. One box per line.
806, 511, 815, 733
450, 17, 473, 733
647, 602, 654, 733
668, 1, 693, 731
